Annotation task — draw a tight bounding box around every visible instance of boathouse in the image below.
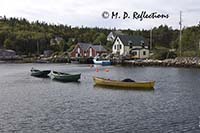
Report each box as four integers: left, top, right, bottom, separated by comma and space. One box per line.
70, 43, 108, 58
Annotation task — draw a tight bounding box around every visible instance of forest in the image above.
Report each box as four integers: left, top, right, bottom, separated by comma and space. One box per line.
0, 16, 200, 59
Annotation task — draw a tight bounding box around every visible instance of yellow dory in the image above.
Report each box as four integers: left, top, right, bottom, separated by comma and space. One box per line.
93, 77, 155, 89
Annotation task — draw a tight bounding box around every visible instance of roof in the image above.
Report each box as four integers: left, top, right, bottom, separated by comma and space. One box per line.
107, 31, 125, 41
92, 45, 107, 52
77, 42, 92, 51
112, 30, 125, 36
77, 43, 107, 52
117, 35, 148, 46
0, 49, 16, 53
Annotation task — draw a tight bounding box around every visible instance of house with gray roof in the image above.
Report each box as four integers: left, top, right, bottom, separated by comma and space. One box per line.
0, 49, 16, 59
107, 30, 125, 42
70, 42, 108, 58
112, 34, 149, 59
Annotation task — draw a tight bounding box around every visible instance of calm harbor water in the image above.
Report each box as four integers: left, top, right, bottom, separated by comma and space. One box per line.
0, 63, 200, 133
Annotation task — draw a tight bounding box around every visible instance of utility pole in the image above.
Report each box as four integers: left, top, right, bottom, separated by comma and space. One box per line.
199, 21, 200, 56
198, 40, 200, 57
199, 40, 200, 50
179, 11, 182, 57
150, 28, 153, 50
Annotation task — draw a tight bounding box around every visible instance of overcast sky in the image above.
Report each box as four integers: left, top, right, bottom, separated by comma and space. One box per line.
1, 0, 200, 30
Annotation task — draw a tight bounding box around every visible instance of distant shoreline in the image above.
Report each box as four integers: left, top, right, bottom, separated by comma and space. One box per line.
1, 57, 200, 69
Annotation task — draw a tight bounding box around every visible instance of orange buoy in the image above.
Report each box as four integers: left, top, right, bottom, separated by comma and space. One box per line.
104, 69, 109, 72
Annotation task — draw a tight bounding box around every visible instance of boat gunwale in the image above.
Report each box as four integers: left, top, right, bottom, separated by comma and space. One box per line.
31, 68, 51, 73
94, 77, 155, 84
51, 71, 81, 82
52, 71, 81, 77
30, 68, 51, 78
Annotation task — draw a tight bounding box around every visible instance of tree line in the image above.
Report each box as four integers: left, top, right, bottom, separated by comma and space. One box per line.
0, 16, 199, 58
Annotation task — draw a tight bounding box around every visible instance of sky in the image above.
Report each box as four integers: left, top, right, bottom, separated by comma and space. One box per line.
1, 0, 200, 30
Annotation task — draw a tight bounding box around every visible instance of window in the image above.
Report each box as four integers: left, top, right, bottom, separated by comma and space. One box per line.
141, 41, 145, 48
116, 44, 122, 50
143, 51, 146, 55
89, 48, 92, 57
130, 51, 137, 56
77, 47, 80, 53
76, 53, 81, 57
132, 52, 137, 56
117, 45, 119, 50
128, 41, 132, 46
114, 45, 116, 50
117, 44, 121, 50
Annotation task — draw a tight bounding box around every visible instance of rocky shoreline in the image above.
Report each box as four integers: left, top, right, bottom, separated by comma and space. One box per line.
1, 57, 200, 68
122, 57, 200, 68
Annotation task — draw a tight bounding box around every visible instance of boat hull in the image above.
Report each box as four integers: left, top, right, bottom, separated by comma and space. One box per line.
93, 59, 111, 65
102, 61, 111, 66
93, 77, 155, 89
51, 71, 81, 82
31, 69, 50, 78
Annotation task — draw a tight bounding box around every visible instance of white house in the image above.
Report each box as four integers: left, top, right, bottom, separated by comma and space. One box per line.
112, 35, 149, 59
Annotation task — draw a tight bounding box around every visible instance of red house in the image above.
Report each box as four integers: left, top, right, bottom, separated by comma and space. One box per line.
70, 43, 108, 58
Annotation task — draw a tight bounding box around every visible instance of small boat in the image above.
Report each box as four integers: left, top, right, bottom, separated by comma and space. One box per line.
93, 57, 111, 66
30, 68, 51, 78
51, 71, 81, 82
93, 77, 155, 89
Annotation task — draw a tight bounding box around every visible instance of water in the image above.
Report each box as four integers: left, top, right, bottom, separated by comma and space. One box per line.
0, 63, 200, 133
